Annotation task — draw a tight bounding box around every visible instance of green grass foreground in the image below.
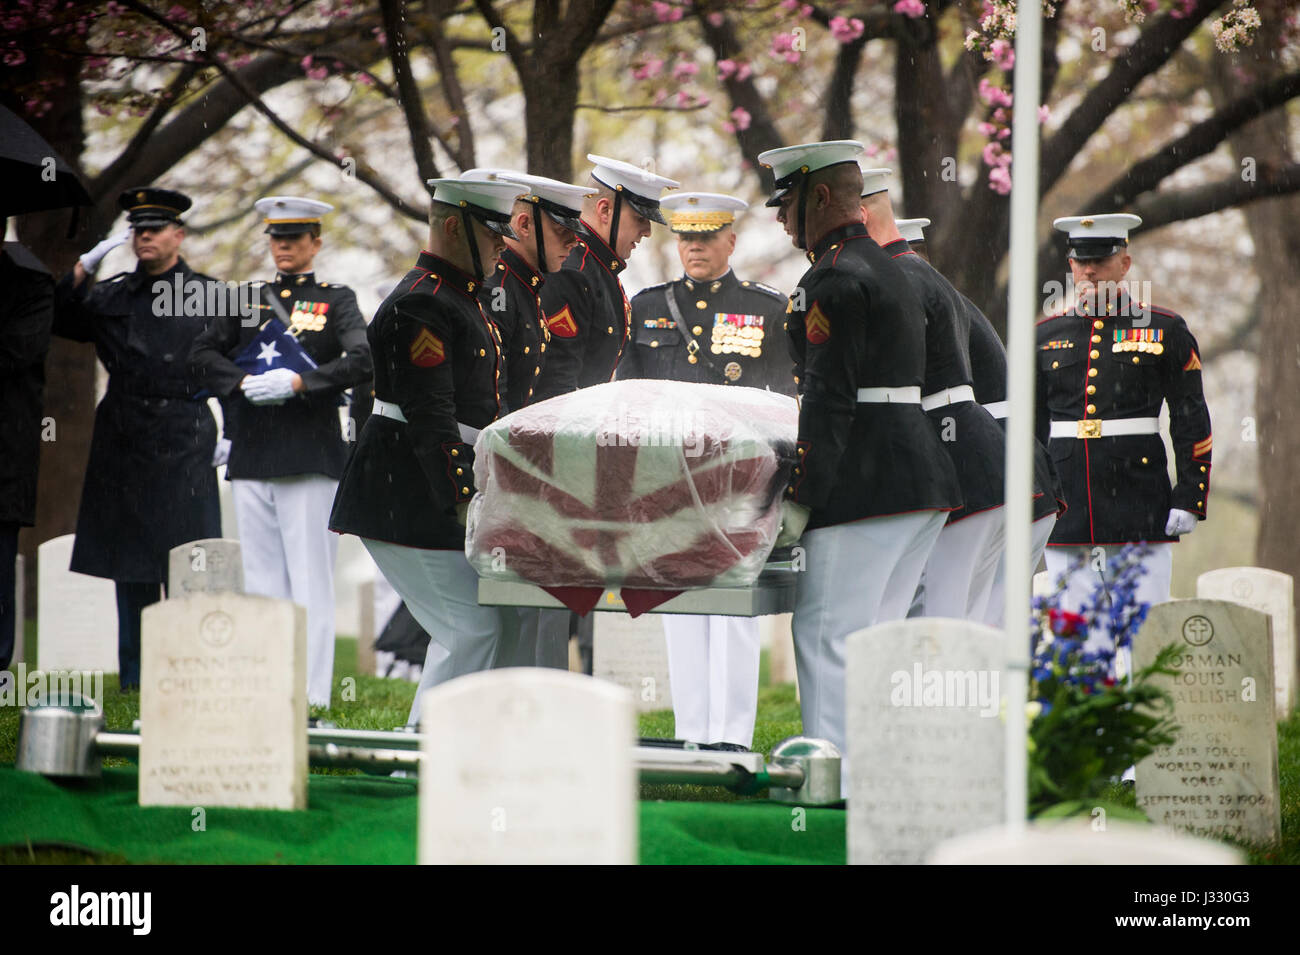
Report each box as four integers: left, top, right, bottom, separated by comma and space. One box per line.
1, 632, 1296, 864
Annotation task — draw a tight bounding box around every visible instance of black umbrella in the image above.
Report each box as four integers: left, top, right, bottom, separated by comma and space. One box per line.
0, 104, 92, 217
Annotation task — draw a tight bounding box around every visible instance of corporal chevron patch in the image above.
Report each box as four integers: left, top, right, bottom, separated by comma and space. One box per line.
805, 302, 831, 345
409, 327, 445, 367
1183, 349, 1202, 372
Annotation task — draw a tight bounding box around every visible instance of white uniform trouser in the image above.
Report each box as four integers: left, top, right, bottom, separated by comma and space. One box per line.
981, 514, 1057, 628
793, 509, 947, 788
663, 614, 761, 747
1043, 542, 1173, 667
362, 538, 520, 726
514, 608, 571, 669
911, 507, 1005, 621
233, 476, 339, 708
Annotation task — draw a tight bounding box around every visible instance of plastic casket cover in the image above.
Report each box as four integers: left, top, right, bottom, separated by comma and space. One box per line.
465, 379, 799, 590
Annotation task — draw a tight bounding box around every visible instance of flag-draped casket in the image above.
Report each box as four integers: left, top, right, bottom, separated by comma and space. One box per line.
466, 380, 799, 592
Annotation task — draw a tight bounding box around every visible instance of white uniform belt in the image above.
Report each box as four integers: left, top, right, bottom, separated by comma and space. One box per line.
982, 400, 1008, 420
920, 384, 975, 411
856, 386, 921, 404
372, 398, 481, 444
1050, 417, 1159, 439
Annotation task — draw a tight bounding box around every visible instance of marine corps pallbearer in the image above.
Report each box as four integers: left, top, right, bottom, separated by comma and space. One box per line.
1036, 213, 1212, 640
758, 141, 962, 778
618, 192, 792, 751
190, 196, 372, 708
328, 177, 526, 724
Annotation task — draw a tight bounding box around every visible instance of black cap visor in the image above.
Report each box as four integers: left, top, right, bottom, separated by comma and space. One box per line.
469, 205, 517, 239
264, 221, 318, 236
1067, 238, 1127, 261
538, 201, 585, 235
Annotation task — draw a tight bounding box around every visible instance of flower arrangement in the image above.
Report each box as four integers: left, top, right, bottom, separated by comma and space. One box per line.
1027, 543, 1181, 816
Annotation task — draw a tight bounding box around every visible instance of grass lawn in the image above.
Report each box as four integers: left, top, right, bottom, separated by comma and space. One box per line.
2, 628, 1297, 864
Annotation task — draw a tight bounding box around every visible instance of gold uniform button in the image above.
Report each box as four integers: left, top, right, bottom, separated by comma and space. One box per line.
1199, 482, 1205, 490
523, 346, 530, 354
787, 485, 795, 493
607, 326, 614, 334
450, 449, 459, 457
1091, 335, 1101, 344
1090, 349, 1099, 359
280, 289, 291, 298
1093, 320, 1103, 329
1086, 385, 1096, 395
1141, 457, 1149, 465
1132, 356, 1140, 364
1086, 404, 1096, 414
479, 348, 486, 356
534, 368, 540, 375
1197, 501, 1203, 507
540, 343, 546, 352
696, 301, 707, 309
1088, 368, 1098, 378
649, 340, 659, 348
692, 325, 703, 336
461, 486, 469, 495
1051, 361, 1059, 369
456, 467, 464, 476
1200, 466, 1207, 473
797, 447, 805, 455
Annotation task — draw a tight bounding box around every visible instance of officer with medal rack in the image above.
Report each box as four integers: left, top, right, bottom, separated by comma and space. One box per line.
190, 196, 372, 709
618, 191, 792, 752
466, 169, 590, 414
329, 176, 525, 726
1036, 213, 1212, 641
860, 174, 1008, 624
530, 154, 680, 672
757, 140, 962, 787
53, 187, 223, 691
894, 216, 1064, 626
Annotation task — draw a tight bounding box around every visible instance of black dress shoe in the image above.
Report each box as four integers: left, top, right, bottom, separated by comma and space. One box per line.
704, 742, 750, 752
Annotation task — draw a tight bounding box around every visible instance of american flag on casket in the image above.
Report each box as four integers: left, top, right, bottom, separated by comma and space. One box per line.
465, 380, 798, 600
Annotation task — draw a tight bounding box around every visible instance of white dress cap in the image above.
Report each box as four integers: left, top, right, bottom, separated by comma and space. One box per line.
895, 217, 931, 243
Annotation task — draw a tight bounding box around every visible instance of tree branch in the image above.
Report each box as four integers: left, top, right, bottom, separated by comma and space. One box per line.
1130, 161, 1300, 231
821, 34, 868, 141
380, 0, 441, 185
1039, 0, 1220, 196
417, 10, 477, 170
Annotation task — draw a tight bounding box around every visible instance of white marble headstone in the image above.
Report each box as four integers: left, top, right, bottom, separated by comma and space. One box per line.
929, 820, 1243, 864
847, 618, 1006, 865
357, 579, 376, 679
12, 554, 24, 667
139, 593, 307, 810
168, 538, 244, 596
593, 603, 673, 712
1197, 567, 1295, 721
1134, 599, 1281, 845
419, 669, 637, 864
763, 612, 798, 687
37, 534, 119, 673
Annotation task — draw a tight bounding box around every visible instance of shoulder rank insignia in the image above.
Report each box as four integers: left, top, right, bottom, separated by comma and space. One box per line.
409, 327, 445, 367
805, 302, 831, 345
1112, 328, 1163, 354
1183, 349, 1202, 372
546, 305, 578, 338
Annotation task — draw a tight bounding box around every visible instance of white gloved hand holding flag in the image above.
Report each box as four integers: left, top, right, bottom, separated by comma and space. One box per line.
1164, 508, 1198, 537
241, 367, 298, 405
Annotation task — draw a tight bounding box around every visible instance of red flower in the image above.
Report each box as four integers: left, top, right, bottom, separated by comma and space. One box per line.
1048, 608, 1088, 636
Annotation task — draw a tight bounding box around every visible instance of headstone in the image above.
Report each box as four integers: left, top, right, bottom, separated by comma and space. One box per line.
12, 554, 24, 667
139, 593, 307, 810
167, 538, 244, 596
1134, 599, 1282, 845
1197, 567, 1295, 721
847, 618, 1006, 865
37, 535, 118, 673
357, 579, 376, 679
419, 669, 636, 864
763, 613, 798, 686
929, 820, 1243, 864
1032, 571, 1053, 599
593, 604, 673, 712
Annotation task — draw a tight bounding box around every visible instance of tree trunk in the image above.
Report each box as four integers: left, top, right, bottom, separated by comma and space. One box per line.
525, 55, 579, 180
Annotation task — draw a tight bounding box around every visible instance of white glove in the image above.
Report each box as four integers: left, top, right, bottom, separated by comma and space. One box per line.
1165, 508, 1198, 536
211, 438, 232, 468
79, 227, 132, 273
241, 368, 298, 405
775, 501, 812, 548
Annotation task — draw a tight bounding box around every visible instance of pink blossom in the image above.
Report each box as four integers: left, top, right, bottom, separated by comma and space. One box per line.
722, 120, 736, 133
736, 61, 753, 81
1038, 104, 1051, 123
770, 32, 802, 63
707, 11, 724, 26
992, 107, 1008, 122
357, 72, 373, 86
652, 1, 683, 22
632, 57, 664, 80
673, 59, 700, 80
989, 38, 1014, 70
653, 88, 668, 105
830, 15, 865, 42
864, 143, 879, 157
716, 58, 737, 79
977, 121, 997, 136
166, 4, 187, 20
988, 165, 1012, 194
780, 0, 799, 9
978, 78, 1013, 108
883, 147, 897, 162
997, 127, 1011, 139
982, 142, 1002, 166
1171, 0, 1195, 19
893, 0, 926, 18
676, 90, 696, 107
306, 66, 328, 80
730, 106, 752, 130
3, 47, 25, 66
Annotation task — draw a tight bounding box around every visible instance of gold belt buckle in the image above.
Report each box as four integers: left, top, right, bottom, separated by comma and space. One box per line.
686, 339, 700, 356
1077, 419, 1102, 439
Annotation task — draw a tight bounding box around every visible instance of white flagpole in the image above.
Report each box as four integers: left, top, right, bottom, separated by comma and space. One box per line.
1004, 0, 1044, 829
